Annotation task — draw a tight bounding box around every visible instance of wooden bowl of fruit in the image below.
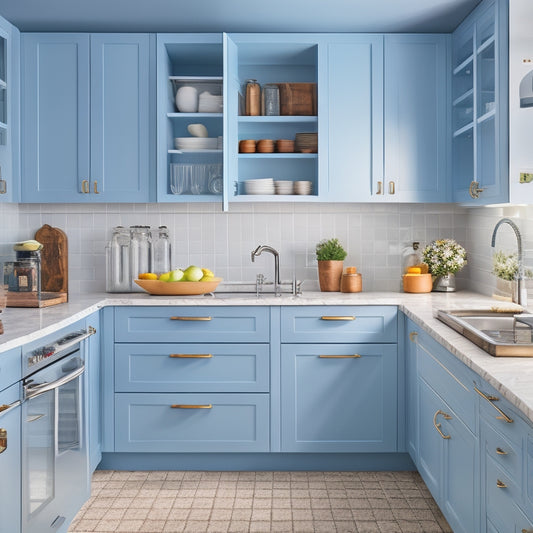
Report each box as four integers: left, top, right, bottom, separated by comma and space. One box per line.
135, 267, 222, 296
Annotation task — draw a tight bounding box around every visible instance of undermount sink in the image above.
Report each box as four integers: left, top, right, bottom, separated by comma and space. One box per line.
436, 309, 533, 357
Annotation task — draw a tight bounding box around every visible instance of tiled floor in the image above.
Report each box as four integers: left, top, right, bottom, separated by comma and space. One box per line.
69, 470, 453, 533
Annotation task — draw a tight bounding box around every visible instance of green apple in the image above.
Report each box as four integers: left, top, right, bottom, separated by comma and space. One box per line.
158, 272, 171, 282
168, 269, 184, 282
183, 265, 203, 282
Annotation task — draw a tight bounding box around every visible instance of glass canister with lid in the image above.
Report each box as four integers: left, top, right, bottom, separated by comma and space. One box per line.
106, 226, 132, 292
130, 225, 152, 291
152, 225, 171, 275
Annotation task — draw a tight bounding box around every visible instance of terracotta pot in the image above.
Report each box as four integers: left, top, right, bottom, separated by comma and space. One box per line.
318, 260, 343, 292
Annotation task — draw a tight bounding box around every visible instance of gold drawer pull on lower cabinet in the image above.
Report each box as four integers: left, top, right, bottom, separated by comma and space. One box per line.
495, 447, 508, 455
169, 354, 213, 359
170, 316, 212, 321
320, 316, 355, 321
0, 428, 6, 454
474, 387, 514, 423
496, 479, 507, 488
171, 404, 213, 409
433, 410, 452, 439
409, 331, 418, 343
319, 355, 361, 359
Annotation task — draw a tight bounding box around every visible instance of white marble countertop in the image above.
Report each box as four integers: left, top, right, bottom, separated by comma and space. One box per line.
1, 290, 532, 426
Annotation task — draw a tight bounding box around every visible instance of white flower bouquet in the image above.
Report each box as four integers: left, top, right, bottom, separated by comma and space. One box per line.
422, 239, 467, 276
492, 250, 532, 281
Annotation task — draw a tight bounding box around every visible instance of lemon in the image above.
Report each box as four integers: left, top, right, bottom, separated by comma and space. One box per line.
139, 272, 158, 280
200, 275, 214, 282
201, 267, 215, 278
158, 272, 171, 282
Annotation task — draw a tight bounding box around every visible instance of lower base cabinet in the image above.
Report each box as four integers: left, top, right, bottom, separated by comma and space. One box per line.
280, 343, 398, 452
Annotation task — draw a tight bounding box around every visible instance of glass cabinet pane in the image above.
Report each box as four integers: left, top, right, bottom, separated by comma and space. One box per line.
477, 41, 496, 117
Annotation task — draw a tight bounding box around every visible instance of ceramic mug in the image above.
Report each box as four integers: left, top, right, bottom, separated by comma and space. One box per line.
175, 86, 198, 113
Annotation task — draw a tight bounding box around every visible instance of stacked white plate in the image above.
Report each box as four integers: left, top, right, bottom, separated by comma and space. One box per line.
274, 180, 294, 195
217, 136, 223, 150
294, 180, 313, 195
198, 91, 223, 113
174, 137, 218, 150
244, 178, 275, 195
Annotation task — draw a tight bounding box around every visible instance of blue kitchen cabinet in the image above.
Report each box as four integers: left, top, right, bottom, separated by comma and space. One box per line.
405, 324, 419, 463
280, 343, 398, 452
324, 35, 383, 202
86, 312, 101, 474
21, 33, 154, 203
452, 0, 509, 204
0, 16, 19, 203
380, 34, 450, 202
0, 383, 22, 533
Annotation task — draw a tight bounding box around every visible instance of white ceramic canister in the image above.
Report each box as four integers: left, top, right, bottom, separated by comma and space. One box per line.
175, 86, 198, 113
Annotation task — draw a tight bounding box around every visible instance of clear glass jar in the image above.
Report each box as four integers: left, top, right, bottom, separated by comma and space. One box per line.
153, 225, 171, 275
262, 84, 280, 116
130, 225, 152, 291
106, 226, 131, 292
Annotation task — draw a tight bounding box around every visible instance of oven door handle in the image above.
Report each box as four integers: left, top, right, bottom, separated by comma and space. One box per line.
54, 326, 96, 355
25, 364, 85, 400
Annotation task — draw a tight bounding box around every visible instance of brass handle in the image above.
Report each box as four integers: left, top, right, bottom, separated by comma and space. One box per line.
0, 179, 6, 194
496, 447, 508, 455
469, 180, 485, 199
376, 181, 383, 195
474, 387, 513, 423
81, 179, 89, 193
496, 479, 507, 488
320, 316, 355, 321
171, 404, 212, 409
319, 354, 361, 359
409, 331, 418, 343
521, 529, 533, 533
433, 410, 452, 439
170, 316, 212, 321
0, 428, 6, 454
389, 181, 395, 195
169, 354, 213, 359
93, 180, 100, 194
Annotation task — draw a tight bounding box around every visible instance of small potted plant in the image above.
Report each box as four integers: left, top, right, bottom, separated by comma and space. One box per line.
422, 239, 467, 292
316, 238, 347, 292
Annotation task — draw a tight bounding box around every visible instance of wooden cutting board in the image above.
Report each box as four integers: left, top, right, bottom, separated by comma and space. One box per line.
278, 83, 317, 116
34, 224, 68, 295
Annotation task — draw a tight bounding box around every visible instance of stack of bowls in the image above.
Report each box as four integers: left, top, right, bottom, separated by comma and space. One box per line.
295, 133, 318, 153
239, 140, 256, 153
274, 180, 294, 195
256, 139, 274, 153
276, 139, 294, 153
198, 91, 223, 113
174, 137, 218, 151
243, 178, 275, 195
294, 180, 313, 195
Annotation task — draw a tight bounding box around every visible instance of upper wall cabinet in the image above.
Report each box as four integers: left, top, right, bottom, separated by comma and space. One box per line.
379, 35, 450, 203
21, 33, 155, 203
0, 16, 19, 203
452, 0, 509, 204
156, 34, 223, 203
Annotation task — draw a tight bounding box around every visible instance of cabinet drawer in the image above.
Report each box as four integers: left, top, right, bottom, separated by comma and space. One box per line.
114, 306, 270, 343
0, 347, 21, 392
417, 334, 475, 432
482, 415, 522, 482
115, 343, 269, 393
280, 306, 397, 343
115, 393, 270, 453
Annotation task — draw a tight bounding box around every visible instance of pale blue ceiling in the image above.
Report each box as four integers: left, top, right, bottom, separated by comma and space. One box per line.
0, 0, 481, 33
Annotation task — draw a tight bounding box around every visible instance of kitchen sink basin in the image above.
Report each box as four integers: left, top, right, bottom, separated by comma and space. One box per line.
436, 309, 533, 357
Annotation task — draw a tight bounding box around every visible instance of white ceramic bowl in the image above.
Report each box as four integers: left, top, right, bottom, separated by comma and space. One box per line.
175, 86, 198, 113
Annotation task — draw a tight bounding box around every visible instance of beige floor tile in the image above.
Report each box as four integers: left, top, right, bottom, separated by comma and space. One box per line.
184, 520, 210, 532
251, 508, 271, 521
249, 520, 271, 532
252, 499, 272, 509
232, 498, 253, 509
95, 519, 120, 531
231, 508, 252, 521
292, 520, 314, 532
162, 520, 186, 532
73, 519, 100, 531
115, 519, 144, 531
139, 519, 166, 532
227, 520, 249, 532
312, 508, 334, 521
271, 508, 291, 521
313, 520, 337, 532
271, 498, 291, 509
206, 520, 230, 532
187, 508, 212, 520
167, 508, 191, 521
146, 507, 171, 520
102, 509, 127, 520
270, 520, 293, 532
210, 509, 233, 521
377, 520, 402, 532
335, 521, 358, 533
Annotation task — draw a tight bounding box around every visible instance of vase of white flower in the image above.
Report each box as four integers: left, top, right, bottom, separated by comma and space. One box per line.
422, 239, 467, 292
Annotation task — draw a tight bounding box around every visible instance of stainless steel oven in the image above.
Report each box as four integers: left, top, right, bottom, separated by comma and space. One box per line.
22, 327, 95, 533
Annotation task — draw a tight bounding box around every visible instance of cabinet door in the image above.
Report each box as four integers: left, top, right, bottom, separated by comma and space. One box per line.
382, 35, 450, 202
0, 384, 21, 533
325, 35, 383, 202
281, 343, 397, 452
90, 34, 153, 202
21, 33, 90, 202
86, 312, 101, 474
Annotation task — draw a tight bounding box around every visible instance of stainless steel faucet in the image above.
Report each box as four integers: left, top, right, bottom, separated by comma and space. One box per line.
491, 218, 527, 307
251, 245, 281, 296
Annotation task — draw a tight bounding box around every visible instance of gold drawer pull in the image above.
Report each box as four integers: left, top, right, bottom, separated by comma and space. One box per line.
496, 479, 507, 488
93, 180, 100, 194
474, 387, 514, 423
521, 529, 533, 533
171, 404, 212, 409
496, 447, 508, 455
433, 410, 452, 439
319, 354, 361, 359
81, 179, 90, 193
409, 331, 418, 343
170, 353, 213, 359
320, 316, 355, 321
0, 428, 6, 454
170, 316, 212, 321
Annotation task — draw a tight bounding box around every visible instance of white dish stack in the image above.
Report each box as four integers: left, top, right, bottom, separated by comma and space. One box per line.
198, 91, 223, 113
243, 178, 275, 195
294, 180, 313, 195
174, 137, 218, 150
274, 180, 294, 195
